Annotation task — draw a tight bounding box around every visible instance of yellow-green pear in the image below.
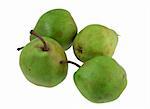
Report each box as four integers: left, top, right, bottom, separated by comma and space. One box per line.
20, 30, 68, 87
73, 24, 118, 62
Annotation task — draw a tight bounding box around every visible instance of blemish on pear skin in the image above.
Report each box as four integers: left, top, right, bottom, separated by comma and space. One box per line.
56, 31, 63, 37
77, 46, 83, 54
28, 68, 32, 73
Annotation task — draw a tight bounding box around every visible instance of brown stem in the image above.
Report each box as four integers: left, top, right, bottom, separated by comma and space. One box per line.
30, 30, 49, 51
60, 60, 81, 68
17, 46, 24, 51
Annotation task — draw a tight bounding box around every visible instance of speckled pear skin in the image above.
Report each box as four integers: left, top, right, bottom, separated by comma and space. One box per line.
74, 56, 127, 103
30, 9, 77, 50
73, 24, 118, 62
19, 37, 68, 87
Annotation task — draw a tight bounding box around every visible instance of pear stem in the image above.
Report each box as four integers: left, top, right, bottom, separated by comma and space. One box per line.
30, 30, 49, 51
17, 46, 24, 51
60, 60, 81, 68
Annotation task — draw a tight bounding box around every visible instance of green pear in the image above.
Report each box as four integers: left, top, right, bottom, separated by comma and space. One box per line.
73, 24, 118, 62
19, 31, 68, 87
74, 56, 127, 103
30, 9, 77, 50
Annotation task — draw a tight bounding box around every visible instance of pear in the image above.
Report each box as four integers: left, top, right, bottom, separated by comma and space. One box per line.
73, 24, 118, 62
74, 56, 127, 103
19, 30, 68, 87
30, 9, 77, 50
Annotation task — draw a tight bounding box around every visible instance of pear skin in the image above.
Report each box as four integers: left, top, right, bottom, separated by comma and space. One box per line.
74, 56, 127, 103
20, 37, 68, 87
30, 9, 77, 50
73, 24, 118, 62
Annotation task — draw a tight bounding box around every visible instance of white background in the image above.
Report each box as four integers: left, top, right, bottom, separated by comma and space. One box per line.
0, 0, 149, 109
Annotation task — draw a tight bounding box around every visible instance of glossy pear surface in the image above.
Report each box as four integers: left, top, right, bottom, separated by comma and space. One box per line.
30, 9, 77, 50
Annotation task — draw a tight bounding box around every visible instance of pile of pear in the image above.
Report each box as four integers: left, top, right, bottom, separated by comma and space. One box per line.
18, 9, 127, 103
